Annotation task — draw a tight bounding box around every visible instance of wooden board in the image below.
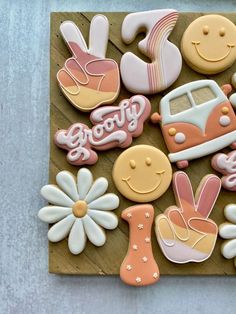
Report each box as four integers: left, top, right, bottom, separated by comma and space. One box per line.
50, 12, 236, 275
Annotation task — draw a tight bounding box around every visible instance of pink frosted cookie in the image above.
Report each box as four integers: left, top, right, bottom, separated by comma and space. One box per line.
54, 95, 151, 166
151, 79, 236, 169
120, 9, 182, 94
57, 15, 120, 112
211, 150, 236, 191
120, 204, 159, 286
155, 171, 221, 264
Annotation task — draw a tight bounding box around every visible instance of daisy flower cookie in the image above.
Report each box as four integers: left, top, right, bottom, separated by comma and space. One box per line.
219, 204, 236, 267
38, 168, 119, 254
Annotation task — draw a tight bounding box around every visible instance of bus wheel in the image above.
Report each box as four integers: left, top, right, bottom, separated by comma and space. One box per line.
230, 142, 236, 149
176, 160, 189, 169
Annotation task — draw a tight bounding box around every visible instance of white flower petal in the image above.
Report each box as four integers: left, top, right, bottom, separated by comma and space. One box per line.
77, 168, 93, 200
56, 171, 79, 202
85, 177, 108, 204
41, 185, 74, 207
68, 219, 87, 254
221, 239, 236, 259
48, 214, 75, 242
88, 210, 118, 230
82, 215, 106, 246
225, 204, 236, 224
88, 193, 119, 211
38, 206, 72, 223
219, 223, 236, 239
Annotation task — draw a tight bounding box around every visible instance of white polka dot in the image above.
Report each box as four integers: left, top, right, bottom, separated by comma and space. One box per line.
138, 224, 144, 230
174, 132, 186, 144
219, 115, 231, 126
136, 277, 141, 283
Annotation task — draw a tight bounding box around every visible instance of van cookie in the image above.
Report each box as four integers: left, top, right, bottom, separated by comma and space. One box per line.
211, 150, 236, 191
112, 145, 172, 203
120, 9, 182, 94
57, 15, 120, 111
181, 15, 236, 74
120, 204, 160, 286
155, 171, 221, 264
151, 79, 236, 169
219, 204, 236, 268
38, 168, 119, 255
55, 95, 151, 166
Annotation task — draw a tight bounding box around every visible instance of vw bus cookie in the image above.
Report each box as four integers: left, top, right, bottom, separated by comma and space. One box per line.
151, 80, 236, 169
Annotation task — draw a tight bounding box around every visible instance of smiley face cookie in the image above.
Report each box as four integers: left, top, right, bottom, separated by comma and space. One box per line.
181, 15, 236, 74
112, 145, 172, 202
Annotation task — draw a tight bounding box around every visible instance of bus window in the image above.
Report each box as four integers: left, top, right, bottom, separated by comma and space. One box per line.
170, 94, 192, 115
192, 87, 216, 106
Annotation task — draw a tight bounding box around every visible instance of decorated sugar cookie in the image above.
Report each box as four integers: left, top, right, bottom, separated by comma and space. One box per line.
112, 145, 172, 202
120, 205, 159, 286
55, 95, 151, 166
219, 204, 236, 268
211, 150, 236, 191
38, 168, 119, 254
57, 15, 120, 111
120, 9, 182, 94
155, 171, 221, 264
181, 15, 236, 74
151, 80, 236, 169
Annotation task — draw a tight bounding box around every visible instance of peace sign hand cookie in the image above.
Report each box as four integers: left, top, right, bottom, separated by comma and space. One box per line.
155, 171, 221, 264
57, 15, 120, 112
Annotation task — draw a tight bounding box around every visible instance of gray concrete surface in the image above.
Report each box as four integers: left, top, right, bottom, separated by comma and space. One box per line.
1, 0, 236, 313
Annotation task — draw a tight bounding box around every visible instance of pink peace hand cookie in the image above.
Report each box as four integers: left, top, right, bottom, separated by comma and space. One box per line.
57, 15, 120, 111
211, 150, 236, 191
155, 171, 221, 264
120, 204, 160, 286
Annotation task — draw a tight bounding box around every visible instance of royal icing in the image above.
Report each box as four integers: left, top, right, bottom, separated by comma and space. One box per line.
38, 168, 119, 255
211, 150, 236, 191
219, 204, 236, 267
120, 9, 182, 94
155, 171, 220, 264
151, 80, 236, 169
112, 145, 172, 203
57, 15, 120, 111
55, 95, 151, 166
120, 204, 160, 286
181, 15, 236, 74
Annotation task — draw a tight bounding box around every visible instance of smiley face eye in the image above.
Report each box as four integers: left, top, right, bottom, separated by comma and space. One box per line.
130, 159, 136, 169
219, 27, 226, 37
203, 25, 209, 35
146, 157, 152, 166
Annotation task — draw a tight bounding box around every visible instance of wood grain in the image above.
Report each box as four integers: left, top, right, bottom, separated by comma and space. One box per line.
50, 12, 236, 275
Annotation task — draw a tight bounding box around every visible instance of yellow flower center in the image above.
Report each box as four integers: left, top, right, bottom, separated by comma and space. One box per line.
72, 200, 88, 218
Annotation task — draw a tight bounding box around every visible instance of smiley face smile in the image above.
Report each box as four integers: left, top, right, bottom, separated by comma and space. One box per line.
192, 41, 235, 62
122, 170, 165, 194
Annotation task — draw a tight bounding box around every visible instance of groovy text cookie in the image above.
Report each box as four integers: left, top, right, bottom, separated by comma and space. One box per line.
38, 168, 119, 255
151, 80, 236, 168
112, 145, 172, 202
120, 205, 159, 286
57, 15, 120, 111
211, 150, 236, 191
155, 171, 221, 264
181, 15, 236, 74
55, 95, 151, 166
120, 9, 182, 94
219, 204, 236, 268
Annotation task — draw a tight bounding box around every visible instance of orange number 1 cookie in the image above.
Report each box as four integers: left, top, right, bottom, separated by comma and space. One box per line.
120, 204, 159, 286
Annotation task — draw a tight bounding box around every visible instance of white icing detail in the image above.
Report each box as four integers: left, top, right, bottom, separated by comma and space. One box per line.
38, 206, 72, 223
225, 204, 236, 224
48, 214, 75, 242
229, 93, 236, 109
219, 115, 231, 126
126, 265, 132, 271
84, 177, 108, 203
136, 277, 141, 283
142, 256, 148, 262
40, 185, 74, 207
216, 152, 236, 174
87, 210, 118, 229
56, 171, 79, 202
145, 237, 150, 243
88, 15, 109, 58
133, 244, 138, 250
68, 219, 86, 254
88, 194, 119, 210
160, 80, 228, 132
168, 130, 236, 162
174, 132, 186, 144
127, 213, 132, 218
153, 272, 158, 279
138, 224, 144, 230
77, 168, 93, 200
82, 215, 106, 246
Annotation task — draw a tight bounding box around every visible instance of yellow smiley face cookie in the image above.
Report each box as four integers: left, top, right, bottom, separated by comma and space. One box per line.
181, 15, 236, 74
112, 145, 172, 202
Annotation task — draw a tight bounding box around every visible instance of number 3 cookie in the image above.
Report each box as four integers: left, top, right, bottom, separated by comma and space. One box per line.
120, 9, 182, 94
